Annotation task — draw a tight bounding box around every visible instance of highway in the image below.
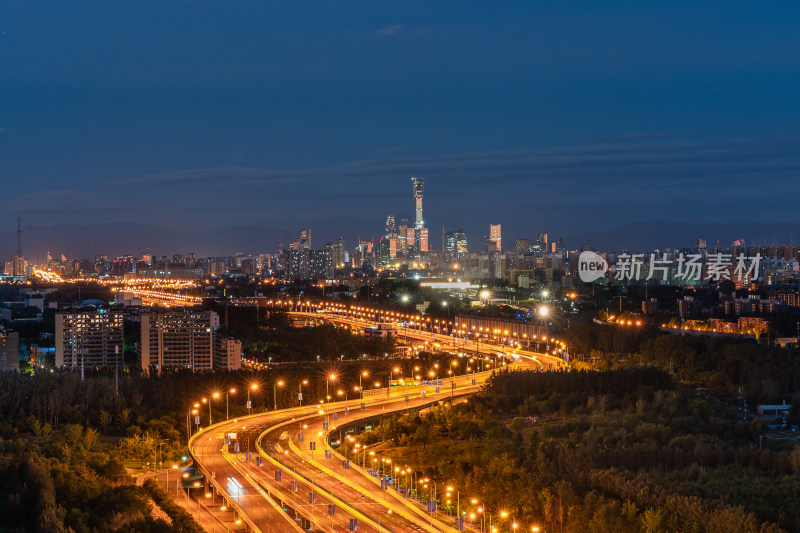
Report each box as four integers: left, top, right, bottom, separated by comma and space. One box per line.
308, 309, 565, 372
189, 311, 564, 532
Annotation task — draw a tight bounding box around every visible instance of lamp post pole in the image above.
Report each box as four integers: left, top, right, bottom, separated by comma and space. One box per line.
274, 381, 283, 410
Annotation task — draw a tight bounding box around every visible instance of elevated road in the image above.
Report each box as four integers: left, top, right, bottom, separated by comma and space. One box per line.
190, 314, 561, 532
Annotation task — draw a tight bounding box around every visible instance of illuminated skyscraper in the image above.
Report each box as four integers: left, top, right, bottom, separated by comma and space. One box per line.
299, 228, 312, 250
411, 177, 428, 252
412, 177, 424, 228
417, 227, 428, 252
446, 229, 468, 258
488, 224, 502, 252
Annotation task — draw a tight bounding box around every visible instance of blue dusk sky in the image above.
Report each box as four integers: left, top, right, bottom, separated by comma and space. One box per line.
2, 1, 800, 251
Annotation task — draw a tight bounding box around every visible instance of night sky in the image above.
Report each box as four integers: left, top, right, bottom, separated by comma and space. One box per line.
2, 1, 800, 252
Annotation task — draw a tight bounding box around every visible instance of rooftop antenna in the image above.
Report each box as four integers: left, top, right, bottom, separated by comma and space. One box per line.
13, 218, 22, 278
16, 217, 22, 258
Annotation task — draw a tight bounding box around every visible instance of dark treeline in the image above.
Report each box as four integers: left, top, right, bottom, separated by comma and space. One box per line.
222, 320, 397, 361
564, 322, 800, 405
355, 369, 800, 533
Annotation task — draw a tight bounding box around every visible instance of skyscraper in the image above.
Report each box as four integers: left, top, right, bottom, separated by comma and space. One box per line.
411, 177, 424, 229
488, 224, 502, 252
411, 177, 427, 252
335, 237, 345, 268
417, 227, 428, 252
397, 219, 409, 256
299, 228, 312, 250
446, 229, 468, 258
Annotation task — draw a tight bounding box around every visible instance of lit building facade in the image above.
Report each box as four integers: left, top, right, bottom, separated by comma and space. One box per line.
139, 308, 217, 372
0, 328, 19, 372
55, 309, 124, 369
411, 177, 428, 252
488, 224, 502, 252
446, 229, 468, 258
214, 335, 242, 371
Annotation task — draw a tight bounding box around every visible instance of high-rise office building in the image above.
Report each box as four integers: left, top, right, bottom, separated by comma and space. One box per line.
412, 177, 424, 229
299, 228, 312, 250
411, 177, 428, 252
417, 227, 429, 253
139, 308, 218, 372
446, 229, 468, 258
515, 239, 531, 255
488, 224, 502, 252
397, 219, 409, 257
335, 237, 346, 268
0, 328, 19, 372
536, 233, 548, 248
55, 308, 124, 369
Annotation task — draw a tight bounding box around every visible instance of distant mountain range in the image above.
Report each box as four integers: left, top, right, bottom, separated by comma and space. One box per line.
2, 219, 800, 260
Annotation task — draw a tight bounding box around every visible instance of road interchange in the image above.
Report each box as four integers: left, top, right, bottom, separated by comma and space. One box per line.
189, 311, 564, 532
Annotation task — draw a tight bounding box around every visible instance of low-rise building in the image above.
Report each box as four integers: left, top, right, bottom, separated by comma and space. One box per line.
0, 328, 19, 372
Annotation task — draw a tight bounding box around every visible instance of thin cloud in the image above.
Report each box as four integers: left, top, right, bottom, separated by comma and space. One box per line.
376, 25, 404, 35
113, 132, 800, 196
113, 166, 288, 186
368, 146, 408, 155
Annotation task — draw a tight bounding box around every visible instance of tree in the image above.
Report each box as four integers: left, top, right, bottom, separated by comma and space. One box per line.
641, 508, 663, 533
98, 409, 112, 433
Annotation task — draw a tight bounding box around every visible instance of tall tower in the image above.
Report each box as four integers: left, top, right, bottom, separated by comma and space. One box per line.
411, 177, 428, 252
488, 224, 502, 252
411, 177, 424, 229
12, 218, 23, 278
16, 218, 22, 259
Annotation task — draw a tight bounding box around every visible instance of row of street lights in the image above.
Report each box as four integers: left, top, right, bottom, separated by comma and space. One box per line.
318, 302, 568, 358
189, 371, 390, 434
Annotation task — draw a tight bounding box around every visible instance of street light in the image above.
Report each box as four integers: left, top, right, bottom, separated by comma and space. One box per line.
471, 498, 485, 533
225, 388, 236, 420
247, 384, 258, 415
209, 394, 219, 426
273, 380, 284, 410
327, 374, 337, 398
446, 486, 460, 521
359, 371, 368, 399
299, 379, 308, 407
